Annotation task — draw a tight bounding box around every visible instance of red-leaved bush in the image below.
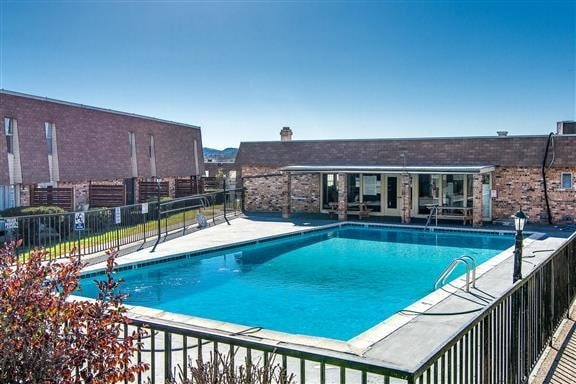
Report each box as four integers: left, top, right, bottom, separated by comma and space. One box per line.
0, 241, 149, 383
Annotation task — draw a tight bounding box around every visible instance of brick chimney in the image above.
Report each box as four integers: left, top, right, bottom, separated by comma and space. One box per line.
280, 127, 293, 142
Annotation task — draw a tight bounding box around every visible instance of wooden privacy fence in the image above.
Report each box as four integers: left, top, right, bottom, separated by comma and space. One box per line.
175, 177, 203, 198
30, 186, 73, 211
122, 232, 576, 384
139, 181, 170, 203
89, 184, 125, 208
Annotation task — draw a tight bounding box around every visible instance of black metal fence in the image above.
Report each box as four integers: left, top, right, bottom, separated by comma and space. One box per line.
413, 231, 576, 383
0, 189, 243, 259
123, 232, 576, 384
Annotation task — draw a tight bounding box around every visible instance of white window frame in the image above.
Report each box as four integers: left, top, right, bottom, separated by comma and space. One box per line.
561, 173, 573, 190
4, 117, 14, 154
45, 122, 54, 155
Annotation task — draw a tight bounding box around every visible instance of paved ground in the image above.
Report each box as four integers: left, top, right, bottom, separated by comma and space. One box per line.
531, 305, 576, 383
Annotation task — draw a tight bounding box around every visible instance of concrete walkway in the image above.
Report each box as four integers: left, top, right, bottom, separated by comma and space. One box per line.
531, 305, 576, 383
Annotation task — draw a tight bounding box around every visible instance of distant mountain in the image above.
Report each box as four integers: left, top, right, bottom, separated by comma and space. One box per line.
203, 147, 238, 162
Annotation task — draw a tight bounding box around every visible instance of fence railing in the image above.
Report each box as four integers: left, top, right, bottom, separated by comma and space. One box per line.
125, 317, 412, 384
123, 232, 576, 384
0, 188, 243, 260
413, 231, 576, 384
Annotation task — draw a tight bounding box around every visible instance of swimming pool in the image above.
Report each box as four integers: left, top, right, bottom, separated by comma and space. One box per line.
78, 225, 513, 340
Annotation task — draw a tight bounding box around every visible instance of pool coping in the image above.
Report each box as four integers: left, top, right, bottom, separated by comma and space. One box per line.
75, 220, 559, 372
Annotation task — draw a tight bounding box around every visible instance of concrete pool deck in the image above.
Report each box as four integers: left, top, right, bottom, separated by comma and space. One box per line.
81, 213, 576, 376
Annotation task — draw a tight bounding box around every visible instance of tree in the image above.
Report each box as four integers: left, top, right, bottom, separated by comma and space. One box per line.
0, 242, 149, 383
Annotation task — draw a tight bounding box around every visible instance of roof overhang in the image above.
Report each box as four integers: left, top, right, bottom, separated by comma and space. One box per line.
280, 165, 496, 174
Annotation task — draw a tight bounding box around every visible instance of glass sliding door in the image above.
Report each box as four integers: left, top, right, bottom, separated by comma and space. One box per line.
481, 173, 492, 220
347, 174, 361, 204
362, 174, 381, 212
321, 174, 339, 210
418, 174, 440, 214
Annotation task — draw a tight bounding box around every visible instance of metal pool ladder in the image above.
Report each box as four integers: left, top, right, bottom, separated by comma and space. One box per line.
425, 205, 438, 230
434, 255, 477, 292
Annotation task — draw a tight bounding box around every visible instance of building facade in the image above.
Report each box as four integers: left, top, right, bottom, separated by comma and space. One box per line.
237, 125, 576, 225
0, 90, 204, 211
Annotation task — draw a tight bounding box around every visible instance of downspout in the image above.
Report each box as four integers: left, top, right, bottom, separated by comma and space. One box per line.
541, 133, 554, 224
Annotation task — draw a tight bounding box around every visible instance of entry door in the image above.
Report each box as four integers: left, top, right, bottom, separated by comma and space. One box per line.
384, 176, 401, 216
124, 178, 136, 205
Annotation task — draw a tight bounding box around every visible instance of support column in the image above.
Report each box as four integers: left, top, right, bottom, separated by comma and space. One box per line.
282, 172, 291, 218
472, 174, 483, 227
401, 173, 412, 224
337, 173, 348, 221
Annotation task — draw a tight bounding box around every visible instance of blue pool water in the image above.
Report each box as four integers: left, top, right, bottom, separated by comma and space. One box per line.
78, 226, 513, 340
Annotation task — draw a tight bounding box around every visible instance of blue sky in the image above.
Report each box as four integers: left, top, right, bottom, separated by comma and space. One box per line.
1, 1, 574, 149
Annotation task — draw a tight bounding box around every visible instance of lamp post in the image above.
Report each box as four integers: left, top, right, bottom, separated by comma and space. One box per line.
151, 176, 162, 252
512, 209, 528, 283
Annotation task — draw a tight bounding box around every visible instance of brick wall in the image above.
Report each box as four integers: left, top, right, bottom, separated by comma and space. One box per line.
242, 167, 320, 213
289, 173, 320, 213
241, 164, 576, 223
0, 91, 204, 185
492, 166, 576, 223
242, 166, 280, 211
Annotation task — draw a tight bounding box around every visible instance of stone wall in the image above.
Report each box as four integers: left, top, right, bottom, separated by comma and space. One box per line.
492, 166, 576, 223
290, 173, 320, 213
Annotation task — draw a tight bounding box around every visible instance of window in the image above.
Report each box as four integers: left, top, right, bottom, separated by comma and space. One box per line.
321, 174, 338, 209
4, 117, 13, 154
45, 122, 54, 155
149, 135, 155, 159
128, 132, 136, 157
561, 173, 573, 189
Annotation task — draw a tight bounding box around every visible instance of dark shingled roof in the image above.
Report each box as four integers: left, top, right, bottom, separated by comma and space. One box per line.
236, 135, 576, 168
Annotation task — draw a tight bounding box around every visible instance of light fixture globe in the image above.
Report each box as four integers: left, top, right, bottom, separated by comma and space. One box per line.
512, 210, 528, 231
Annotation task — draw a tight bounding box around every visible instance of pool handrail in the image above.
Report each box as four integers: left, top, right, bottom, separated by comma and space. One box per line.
434, 255, 477, 292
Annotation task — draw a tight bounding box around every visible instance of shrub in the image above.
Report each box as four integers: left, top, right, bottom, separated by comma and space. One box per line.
165, 351, 294, 384
0, 205, 66, 217
0, 243, 149, 383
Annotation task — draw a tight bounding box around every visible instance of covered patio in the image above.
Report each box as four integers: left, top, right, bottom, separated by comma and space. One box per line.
281, 165, 495, 227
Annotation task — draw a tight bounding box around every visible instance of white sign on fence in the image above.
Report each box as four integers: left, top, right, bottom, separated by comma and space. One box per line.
114, 207, 121, 224
141, 203, 149, 214
74, 212, 85, 231
5, 218, 18, 230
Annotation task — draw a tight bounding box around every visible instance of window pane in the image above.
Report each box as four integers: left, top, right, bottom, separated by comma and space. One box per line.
5, 118, 13, 154
322, 174, 338, 209
562, 173, 573, 189
45, 122, 53, 155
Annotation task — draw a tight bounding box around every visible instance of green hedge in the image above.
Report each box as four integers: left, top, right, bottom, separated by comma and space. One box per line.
1, 206, 66, 217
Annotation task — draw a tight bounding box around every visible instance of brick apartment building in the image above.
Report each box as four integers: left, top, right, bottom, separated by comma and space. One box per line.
0, 90, 204, 211
237, 124, 576, 225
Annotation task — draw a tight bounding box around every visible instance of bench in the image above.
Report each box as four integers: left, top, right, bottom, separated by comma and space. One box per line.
349, 203, 373, 220
427, 206, 473, 225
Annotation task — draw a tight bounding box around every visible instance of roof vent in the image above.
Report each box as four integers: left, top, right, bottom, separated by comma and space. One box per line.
280, 127, 293, 142
496, 131, 508, 136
